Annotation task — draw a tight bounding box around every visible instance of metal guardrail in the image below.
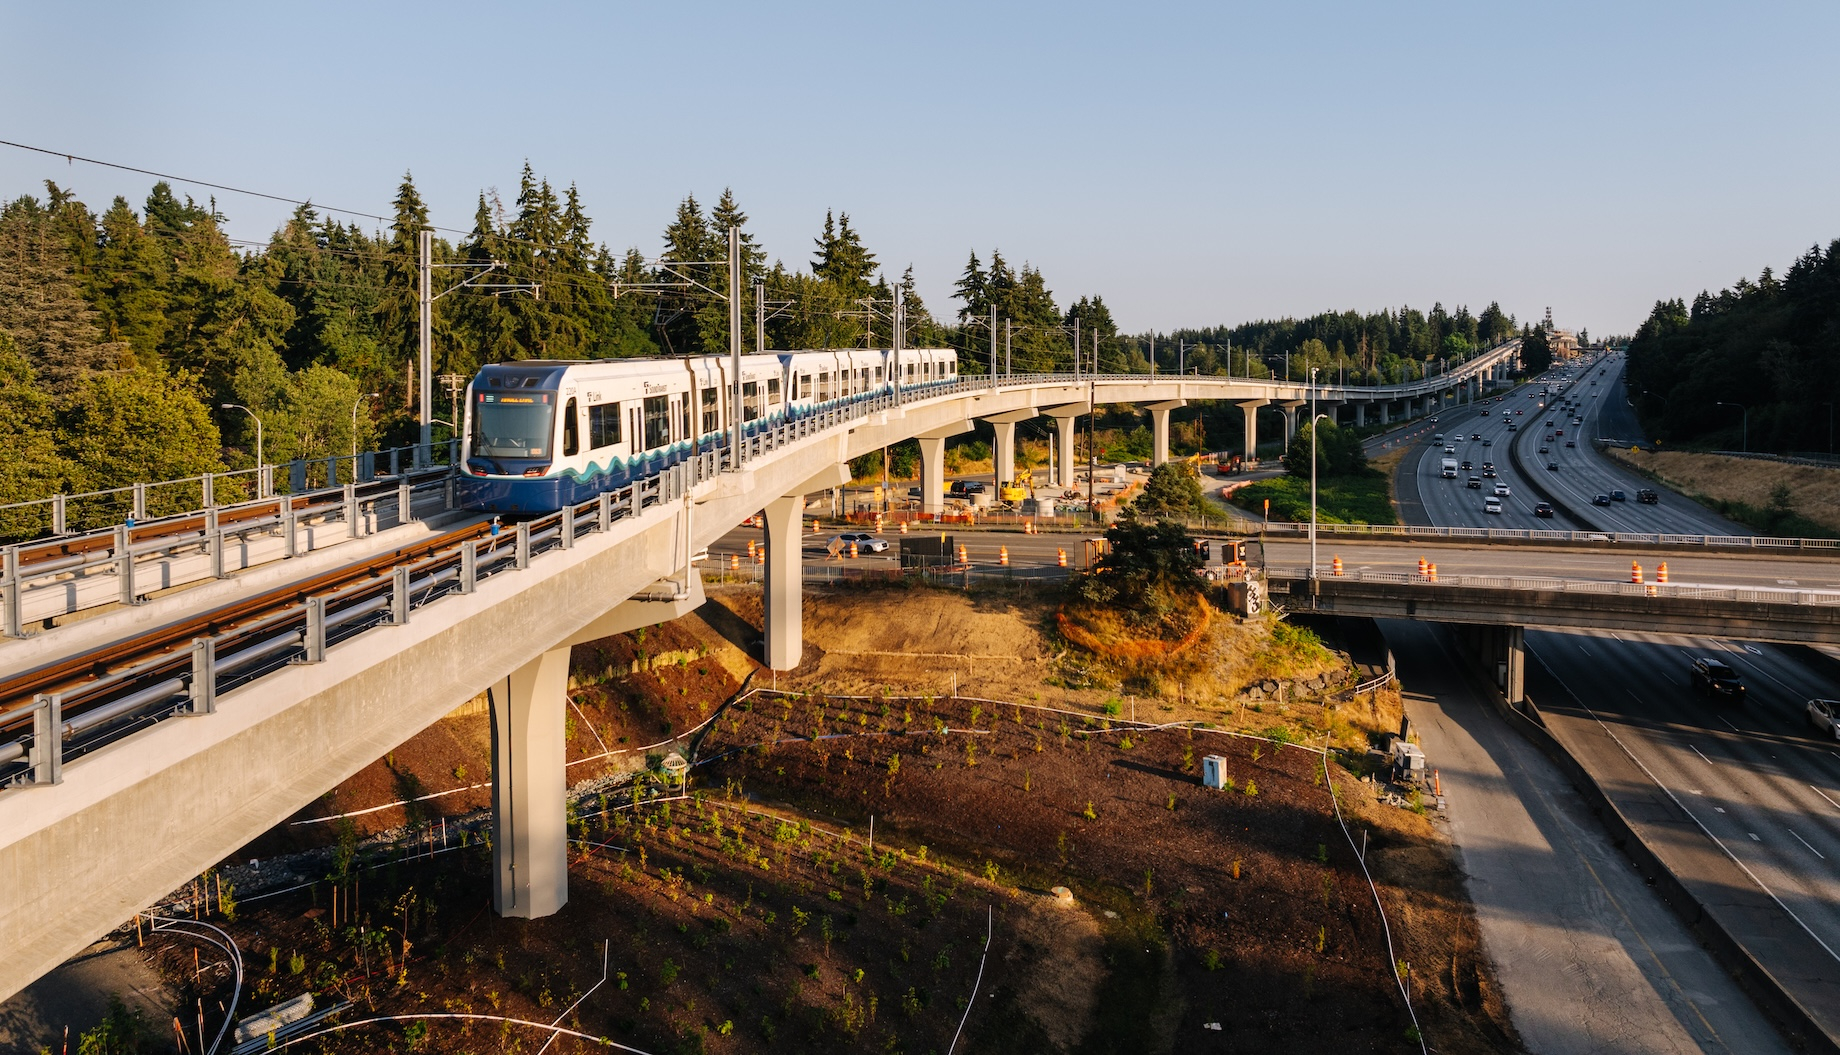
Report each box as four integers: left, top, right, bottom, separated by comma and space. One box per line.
1264, 565, 1840, 607
0, 441, 461, 545
1239, 520, 1840, 552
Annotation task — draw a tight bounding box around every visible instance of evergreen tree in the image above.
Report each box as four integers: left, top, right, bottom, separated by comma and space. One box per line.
0, 194, 127, 393
0, 333, 70, 532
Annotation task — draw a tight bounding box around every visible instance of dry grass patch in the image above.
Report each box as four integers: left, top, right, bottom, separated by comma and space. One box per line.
1612, 449, 1840, 534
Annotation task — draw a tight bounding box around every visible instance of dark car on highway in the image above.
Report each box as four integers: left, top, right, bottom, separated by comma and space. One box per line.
1610, 490, 1626, 501
1637, 489, 1659, 504
948, 480, 987, 497
1592, 493, 1611, 506
1547, 461, 1559, 470
1690, 658, 1746, 703
1534, 502, 1554, 518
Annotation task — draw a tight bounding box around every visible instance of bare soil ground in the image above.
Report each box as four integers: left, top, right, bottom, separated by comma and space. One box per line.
108, 582, 1516, 1055
1614, 448, 1840, 533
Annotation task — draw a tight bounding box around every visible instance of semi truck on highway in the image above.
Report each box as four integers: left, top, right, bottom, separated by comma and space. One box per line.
1440, 457, 1458, 478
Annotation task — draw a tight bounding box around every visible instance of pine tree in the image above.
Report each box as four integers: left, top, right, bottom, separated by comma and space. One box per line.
953, 251, 987, 322
0, 194, 127, 394
0, 333, 70, 531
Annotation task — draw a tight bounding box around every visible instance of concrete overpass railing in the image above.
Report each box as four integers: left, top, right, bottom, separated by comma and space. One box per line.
1241, 520, 1840, 555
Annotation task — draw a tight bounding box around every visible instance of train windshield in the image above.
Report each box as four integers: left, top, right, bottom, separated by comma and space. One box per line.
471, 392, 556, 459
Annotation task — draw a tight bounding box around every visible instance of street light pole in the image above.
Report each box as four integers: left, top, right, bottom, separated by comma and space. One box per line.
351, 392, 380, 459
1309, 368, 1318, 581
220, 403, 263, 471
1716, 401, 1748, 452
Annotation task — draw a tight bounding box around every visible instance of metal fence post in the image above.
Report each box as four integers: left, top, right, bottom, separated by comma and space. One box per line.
391, 565, 411, 625
132, 483, 147, 522
629, 483, 642, 518
515, 522, 530, 570
324, 456, 338, 488
205, 505, 219, 535
344, 484, 360, 538
3, 546, 22, 639
281, 497, 298, 558
258, 464, 273, 500
116, 524, 137, 607
189, 637, 216, 715
389, 448, 400, 478
598, 492, 613, 532
359, 452, 375, 483
51, 494, 66, 535
561, 504, 575, 549
398, 479, 414, 525
29, 694, 61, 785
301, 596, 325, 662
443, 477, 455, 511
202, 473, 215, 510
289, 460, 306, 494
209, 530, 227, 579
460, 540, 477, 594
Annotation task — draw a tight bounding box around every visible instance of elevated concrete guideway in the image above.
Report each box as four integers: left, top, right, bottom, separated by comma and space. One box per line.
0, 348, 1521, 1004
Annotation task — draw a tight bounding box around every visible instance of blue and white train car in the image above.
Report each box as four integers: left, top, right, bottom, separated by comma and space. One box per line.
456, 348, 958, 514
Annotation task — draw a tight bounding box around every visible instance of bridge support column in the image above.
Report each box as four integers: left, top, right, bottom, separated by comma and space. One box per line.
1279, 400, 1305, 442
1354, 402, 1367, 428
1044, 403, 1088, 489
1503, 625, 1525, 705
982, 408, 1037, 489
489, 647, 571, 919
1377, 401, 1390, 425
914, 420, 972, 515
1146, 400, 1184, 467
762, 494, 805, 670
1237, 400, 1267, 460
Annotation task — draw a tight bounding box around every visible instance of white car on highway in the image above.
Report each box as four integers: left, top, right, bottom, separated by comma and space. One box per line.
1483, 496, 1503, 514
1807, 698, 1840, 739
1493, 483, 1511, 497
828, 532, 889, 554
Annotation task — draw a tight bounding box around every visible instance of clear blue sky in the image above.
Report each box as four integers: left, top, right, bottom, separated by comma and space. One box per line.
4, 0, 1836, 336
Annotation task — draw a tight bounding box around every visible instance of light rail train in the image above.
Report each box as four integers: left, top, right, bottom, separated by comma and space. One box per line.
456, 348, 959, 513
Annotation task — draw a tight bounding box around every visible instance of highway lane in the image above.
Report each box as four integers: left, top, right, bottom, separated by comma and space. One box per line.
1388, 619, 1789, 1055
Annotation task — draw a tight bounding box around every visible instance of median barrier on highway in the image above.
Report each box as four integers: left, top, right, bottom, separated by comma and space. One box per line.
1454, 667, 1840, 1053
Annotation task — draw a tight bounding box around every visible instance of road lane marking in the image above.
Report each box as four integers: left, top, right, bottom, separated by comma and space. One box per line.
1690, 745, 1716, 766
1715, 806, 1727, 813
1811, 785, 1840, 812
1717, 716, 1740, 733
1528, 642, 1840, 965
1787, 829, 1826, 860
1749, 833, 1761, 841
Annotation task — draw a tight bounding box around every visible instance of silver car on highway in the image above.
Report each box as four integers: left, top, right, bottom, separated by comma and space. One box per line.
1807, 698, 1840, 739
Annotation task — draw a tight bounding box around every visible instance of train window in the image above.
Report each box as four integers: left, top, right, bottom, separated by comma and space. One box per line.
678, 396, 689, 443
471, 392, 553, 458
767, 378, 780, 404
874, 366, 883, 385
798, 374, 810, 400
589, 402, 621, 448
743, 381, 760, 421
701, 388, 718, 434
819, 372, 831, 401
561, 398, 579, 457
643, 396, 671, 450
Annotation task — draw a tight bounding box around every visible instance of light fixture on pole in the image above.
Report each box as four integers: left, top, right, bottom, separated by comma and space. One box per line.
351, 392, 381, 459
221, 403, 263, 471
1716, 401, 1748, 452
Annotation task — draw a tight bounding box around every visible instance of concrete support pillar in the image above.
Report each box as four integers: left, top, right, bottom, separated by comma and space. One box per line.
1043, 404, 1088, 488
1280, 400, 1306, 441
490, 647, 571, 919
1499, 625, 1525, 705
1145, 400, 1184, 467
991, 421, 1017, 487
917, 435, 948, 514
982, 408, 1037, 489
1237, 400, 1268, 459
762, 494, 804, 671
1378, 401, 1390, 425
1354, 402, 1367, 428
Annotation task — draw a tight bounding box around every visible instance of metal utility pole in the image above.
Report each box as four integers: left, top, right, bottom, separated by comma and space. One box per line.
1087, 379, 1096, 523
755, 278, 765, 354
892, 282, 904, 398
1179, 339, 1185, 375
990, 307, 998, 384
1150, 333, 1155, 376
418, 229, 433, 454
1004, 319, 1012, 376
1072, 315, 1081, 379
1309, 368, 1319, 581
729, 226, 743, 468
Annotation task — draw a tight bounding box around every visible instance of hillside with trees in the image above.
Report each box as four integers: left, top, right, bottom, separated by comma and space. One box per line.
0, 167, 1530, 516
1627, 239, 1840, 453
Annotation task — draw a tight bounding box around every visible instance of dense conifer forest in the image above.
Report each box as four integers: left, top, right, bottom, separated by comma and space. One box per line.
0, 167, 1522, 507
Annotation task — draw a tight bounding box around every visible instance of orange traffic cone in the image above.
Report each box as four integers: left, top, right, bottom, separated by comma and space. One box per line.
1057, 548, 1068, 568
999, 545, 1010, 566
1630, 561, 1643, 584
1332, 555, 1344, 576
1657, 561, 1669, 584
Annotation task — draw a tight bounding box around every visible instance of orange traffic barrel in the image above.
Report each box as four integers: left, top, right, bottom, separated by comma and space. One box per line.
728, 553, 739, 570
747, 539, 757, 558
999, 545, 1010, 566
1332, 555, 1344, 576
849, 541, 859, 559
811, 519, 820, 534
1417, 557, 1428, 579
1630, 561, 1643, 584
1057, 548, 1068, 568
1427, 563, 1438, 582
1657, 561, 1669, 584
